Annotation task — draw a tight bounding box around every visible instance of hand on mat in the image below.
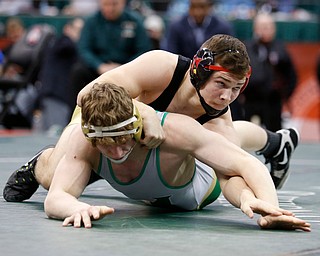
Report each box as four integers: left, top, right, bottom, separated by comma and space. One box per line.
243, 199, 295, 218
62, 206, 114, 228
258, 215, 311, 232
240, 191, 293, 219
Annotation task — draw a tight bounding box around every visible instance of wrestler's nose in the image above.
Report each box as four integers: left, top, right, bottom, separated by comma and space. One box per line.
220, 88, 232, 101
107, 145, 126, 159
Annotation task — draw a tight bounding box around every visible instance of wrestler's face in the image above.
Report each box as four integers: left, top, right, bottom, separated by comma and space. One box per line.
199, 71, 246, 110
97, 139, 136, 163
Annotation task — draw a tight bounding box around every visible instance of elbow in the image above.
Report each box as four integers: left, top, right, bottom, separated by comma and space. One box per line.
44, 194, 56, 219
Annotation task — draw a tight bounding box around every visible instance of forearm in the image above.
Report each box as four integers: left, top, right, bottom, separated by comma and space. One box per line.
199, 131, 279, 206
133, 99, 155, 118
239, 155, 279, 206
44, 191, 91, 220
220, 176, 254, 208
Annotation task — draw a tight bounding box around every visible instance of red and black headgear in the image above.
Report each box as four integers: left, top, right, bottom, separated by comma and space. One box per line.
190, 48, 251, 93
189, 48, 251, 116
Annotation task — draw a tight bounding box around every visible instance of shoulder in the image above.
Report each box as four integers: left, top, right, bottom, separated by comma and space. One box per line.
67, 124, 99, 160
137, 50, 179, 68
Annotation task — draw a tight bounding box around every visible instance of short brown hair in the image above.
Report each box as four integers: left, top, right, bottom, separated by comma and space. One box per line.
201, 34, 250, 79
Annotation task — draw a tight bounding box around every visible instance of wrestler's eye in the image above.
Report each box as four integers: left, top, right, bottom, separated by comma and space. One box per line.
233, 87, 241, 92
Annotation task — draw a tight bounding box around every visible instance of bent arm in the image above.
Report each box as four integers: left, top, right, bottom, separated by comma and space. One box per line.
77, 50, 177, 106
44, 130, 114, 227
76, 50, 178, 148
44, 148, 94, 220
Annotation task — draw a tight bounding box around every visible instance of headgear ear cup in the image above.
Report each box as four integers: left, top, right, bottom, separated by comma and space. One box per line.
190, 48, 214, 88
133, 105, 143, 142
81, 121, 91, 141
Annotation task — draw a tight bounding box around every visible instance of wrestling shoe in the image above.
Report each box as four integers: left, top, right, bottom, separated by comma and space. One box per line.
265, 128, 299, 190
3, 146, 53, 202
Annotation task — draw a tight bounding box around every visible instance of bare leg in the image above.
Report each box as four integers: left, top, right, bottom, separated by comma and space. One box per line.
233, 121, 267, 152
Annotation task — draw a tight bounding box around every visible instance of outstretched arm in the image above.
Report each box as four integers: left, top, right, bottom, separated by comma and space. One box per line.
44, 128, 114, 228
166, 113, 279, 205
164, 113, 311, 231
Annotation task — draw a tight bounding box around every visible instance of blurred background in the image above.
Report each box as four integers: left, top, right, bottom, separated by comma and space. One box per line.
0, 0, 319, 142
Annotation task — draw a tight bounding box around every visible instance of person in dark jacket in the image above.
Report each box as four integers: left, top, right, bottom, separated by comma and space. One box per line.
69, 0, 152, 109
162, 0, 234, 59
243, 12, 297, 132
37, 17, 84, 132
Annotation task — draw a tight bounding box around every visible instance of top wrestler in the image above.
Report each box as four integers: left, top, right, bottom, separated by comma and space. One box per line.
77, 34, 299, 190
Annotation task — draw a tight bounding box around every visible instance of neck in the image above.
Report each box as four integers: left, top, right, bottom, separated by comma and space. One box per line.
178, 80, 206, 118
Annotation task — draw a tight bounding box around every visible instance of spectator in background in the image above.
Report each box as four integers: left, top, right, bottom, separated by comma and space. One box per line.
69, 0, 152, 110
36, 17, 84, 135
161, 0, 234, 59
0, 50, 4, 75
2, 17, 25, 56
1, 17, 26, 81
0, 23, 54, 129
242, 12, 297, 132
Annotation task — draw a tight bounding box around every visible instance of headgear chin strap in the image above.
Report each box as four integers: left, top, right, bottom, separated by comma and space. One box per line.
106, 143, 136, 164
190, 48, 251, 116
82, 104, 143, 142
